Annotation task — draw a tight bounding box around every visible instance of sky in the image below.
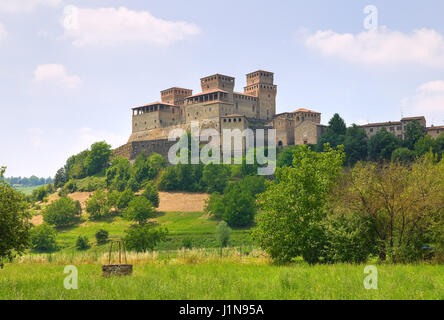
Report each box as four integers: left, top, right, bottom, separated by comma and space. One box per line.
1, 0, 444, 177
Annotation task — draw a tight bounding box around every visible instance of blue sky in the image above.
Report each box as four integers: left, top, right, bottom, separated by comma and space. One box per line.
1, 0, 444, 177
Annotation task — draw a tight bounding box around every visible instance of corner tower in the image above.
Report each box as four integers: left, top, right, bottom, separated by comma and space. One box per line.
244, 70, 277, 120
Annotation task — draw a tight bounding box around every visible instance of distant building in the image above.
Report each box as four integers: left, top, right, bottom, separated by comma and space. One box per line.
115, 70, 324, 159
427, 125, 444, 139
359, 116, 427, 140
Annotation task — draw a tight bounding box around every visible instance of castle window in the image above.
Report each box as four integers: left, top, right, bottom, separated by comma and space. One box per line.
233, 118, 236, 122
224, 119, 227, 123
239, 118, 242, 122
229, 119, 232, 123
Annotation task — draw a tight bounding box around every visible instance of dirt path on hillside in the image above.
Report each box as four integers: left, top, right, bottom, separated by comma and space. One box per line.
31, 191, 209, 226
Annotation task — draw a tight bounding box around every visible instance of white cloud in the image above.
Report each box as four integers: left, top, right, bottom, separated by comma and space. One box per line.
61, 6, 200, 47
0, 0, 61, 13
402, 81, 444, 125
304, 27, 444, 68
0, 22, 6, 41
33, 64, 81, 89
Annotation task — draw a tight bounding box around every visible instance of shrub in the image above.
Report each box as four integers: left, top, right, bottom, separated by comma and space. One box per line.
141, 182, 159, 208
204, 192, 225, 219
123, 225, 168, 252
201, 164, 230, 193
76, 236, 90, 250
182, 237, 193, 249
124, 197, 156, 226
86, 189, 111, 220
32, 185, 48, 202
158, 167, 179, 191
216, 221, 231, 247
107, 189, 121, 208
42, 196, 81, 227
30, 224, 57, 252
127, 177, 140, 193
223, 183, 256, 227
95, 229, 109, 245
64, 179, 77, 193
117, 188, 135, 210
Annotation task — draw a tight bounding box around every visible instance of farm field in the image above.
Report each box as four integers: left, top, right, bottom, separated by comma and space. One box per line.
0, 262, 442, 300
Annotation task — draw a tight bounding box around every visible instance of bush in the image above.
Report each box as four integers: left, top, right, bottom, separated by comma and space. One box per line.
223, 183, 256, 227
158, 167, 179, 191
202, 164, 230, 193
30, 224, 57, 252
86, 189, 111, 220
123, 225, 168, 252
117, 189, 135, 210
32, 185, 48, 202
95, 229, 109, 245
204, 192, 225, 219
76, 176, 106, 192
182, 237, 193, 249
141, 182, 159, 208
124, 197, 156, 226
64, 179, 78, 193
76, 236, 90, 250
42, 196, 81, 227
216, 221, 231, 247
127, 177, 140, 193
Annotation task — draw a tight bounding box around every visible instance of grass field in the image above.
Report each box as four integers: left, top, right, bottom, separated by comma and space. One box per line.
1, 261, 442, 300
15, 185, 40, 195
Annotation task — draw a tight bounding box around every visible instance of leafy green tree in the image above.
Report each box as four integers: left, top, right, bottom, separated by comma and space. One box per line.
32, 185, 48, 202
238, 175, 266, 197
95, 229, 109, 245
317, 114, 347, 151
202, 163, 230, 193
147, 153, 167, 180
127, 177, 140, 192
86, 189, 111, 220
123, 225, 168, 252
142, 182, 159, 208
158, 167, 179, 191
54, 167, 67, 189
84, 141, 112, 176
223, 183, 256, 227
368, 128, 401, 161
106, 189, 121, 208
343, 124, 368, 165
133, 153, 150, 183
124, 197, 156, 226
30, 223, 57, 252
105, 157, 132, 191
0, 167, 31, 267
117, 188, 135, 210
204, 192, 225, 219
414, 135, 438, 156
75, 236, 90, 250
64, 179, 77, 193
42, 196, 81, 227
216, 221, 231, 247
253, 145, 345, 263
277, 146, 299, 167
391, 147, 415, 163
65, 150, 89, 179
404, 120, 426, 149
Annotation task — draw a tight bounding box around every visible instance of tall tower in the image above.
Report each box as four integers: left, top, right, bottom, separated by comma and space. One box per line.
244, 70, 277, 120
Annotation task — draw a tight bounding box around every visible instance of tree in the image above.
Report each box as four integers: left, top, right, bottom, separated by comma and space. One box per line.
147, 153, 167, 180
133, 153, 150, 183
317, 114, 347, 151
343, 124, 368, 165
216, 221, 231, 247
368, 128, 401, 161
223, 183, 256, 227
202, 163, 230, 193
238, 175, 266, 197
127, 177, 140, 193
414, 135, 438, 156
42, 196, 81, 227
158, 167, 179, 191
142, 182, 160, 208
252, 145, 345, 263
84, 141, 112, 176
105, 157, 132, 192
117, 188, 135, 210
0, 167, 31, 267
32, 185, 48, 202
391, 147, 415, 163
75, 236, 90, 250
204, 192, 225, 219
54, 167, 67, 189
332, 155, 444, 262
277, 146, 299, 167
124, 197, 156, 226
123, 225, 168, 252
86, 189, 111, 220
95, 229, 109, 245
65, 150, 89, 179
404, 120, 426, 149
30, 223, 57, 252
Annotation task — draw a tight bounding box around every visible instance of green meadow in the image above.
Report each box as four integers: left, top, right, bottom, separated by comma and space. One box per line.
1, 262, 442, 300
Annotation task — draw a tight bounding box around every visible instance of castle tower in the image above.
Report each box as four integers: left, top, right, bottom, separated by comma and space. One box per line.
244, 70, 277, 120
160, 87, 193, 107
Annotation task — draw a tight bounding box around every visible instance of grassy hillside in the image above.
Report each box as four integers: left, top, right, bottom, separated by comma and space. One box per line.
1, 262, 442, 300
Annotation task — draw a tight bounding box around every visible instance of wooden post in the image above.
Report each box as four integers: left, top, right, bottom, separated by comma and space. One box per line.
118, 241, 122, 264
108, 242, 113, 265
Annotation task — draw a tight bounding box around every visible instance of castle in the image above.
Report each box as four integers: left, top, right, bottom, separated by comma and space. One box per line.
115, 70, 326, 160
114, 70, 442, 160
